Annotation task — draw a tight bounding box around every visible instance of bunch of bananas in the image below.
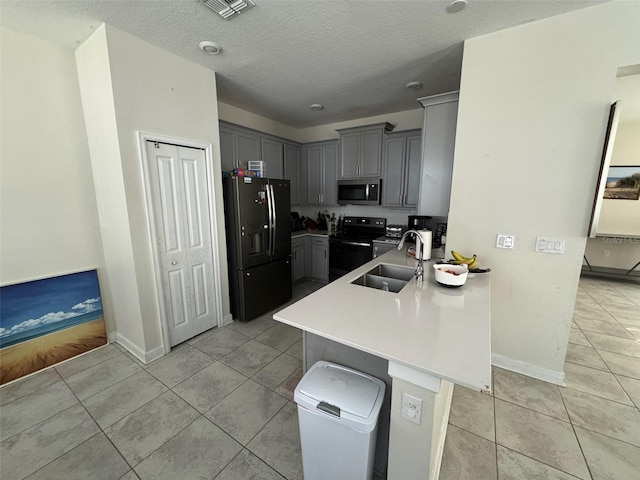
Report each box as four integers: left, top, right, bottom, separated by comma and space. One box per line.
451, 250, 478, 270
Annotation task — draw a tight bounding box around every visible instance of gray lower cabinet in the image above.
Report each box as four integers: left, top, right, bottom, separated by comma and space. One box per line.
382, 130, 422, 207
417, 92, 459, 216
304, 141, 338, 206
310, 237, 329, 283
292, 237, 305, 282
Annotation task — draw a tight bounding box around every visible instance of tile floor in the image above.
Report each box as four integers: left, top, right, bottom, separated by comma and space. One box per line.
0, 276, 638, 479
440, 276, 640, 480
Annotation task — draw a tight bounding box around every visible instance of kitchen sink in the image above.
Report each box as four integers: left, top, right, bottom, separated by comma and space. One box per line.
350, 264, 415, 293
364, 264, 415, 281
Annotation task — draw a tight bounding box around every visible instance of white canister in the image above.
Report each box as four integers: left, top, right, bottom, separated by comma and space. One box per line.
417, 230, 432, 261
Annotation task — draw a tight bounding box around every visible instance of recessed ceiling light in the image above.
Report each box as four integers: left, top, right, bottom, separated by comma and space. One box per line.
446, 0, 467, 13
406, 81, 423, 90
310, 104, 325, 111
198, 41, 222, 55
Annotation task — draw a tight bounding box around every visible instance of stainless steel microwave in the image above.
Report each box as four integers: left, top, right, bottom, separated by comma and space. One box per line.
337, 179, 381, 205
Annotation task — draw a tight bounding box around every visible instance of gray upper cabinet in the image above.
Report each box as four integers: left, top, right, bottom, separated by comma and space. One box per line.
284, 143, 301, 206
261, 138, 284, 179
382, 130, 422, 208
304, 141, 338, 206
337, 123, 394, 179
416, 92, 459, 217
218, 121, 302, 204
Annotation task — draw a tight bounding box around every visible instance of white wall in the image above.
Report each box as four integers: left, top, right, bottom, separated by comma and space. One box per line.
0, 27, 109, 322
76, 25, 229, 359
448, 1, 640, 382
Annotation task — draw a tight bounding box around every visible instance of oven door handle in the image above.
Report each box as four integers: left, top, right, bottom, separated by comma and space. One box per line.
336, 241, 371, 247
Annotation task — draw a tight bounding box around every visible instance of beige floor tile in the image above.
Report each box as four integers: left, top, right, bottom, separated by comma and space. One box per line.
0, 368, 61, 406
573, 316, 635, 339
496, 445, 579, 480
565, 343, 609, 371
560, 389, 640, 447
569, 328, 591, 347
439, 424, 497, 480
172, 362, 247, 413
104, 391, 200, 466
134, 417, 241, 480
26, 432, 129, 480
494, 399, 590, 479
575, 426, 640, 480
563, 362, 633, 405
448, 385, 495, 442
493, 367, 568, 421
206, 380, 287, 445
615, 375, 640, 408
582, 331, 640, 358
145, 345, 213, 388
598, 350, 640, 379
215, 449, 285, 480
247, 403, 303, 480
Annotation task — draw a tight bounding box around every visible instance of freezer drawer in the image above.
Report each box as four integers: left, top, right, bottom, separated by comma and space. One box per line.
235, 257, 293, 321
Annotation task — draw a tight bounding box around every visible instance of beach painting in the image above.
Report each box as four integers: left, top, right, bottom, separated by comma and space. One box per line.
604, 165, 640, 200
0, 269, 107, 385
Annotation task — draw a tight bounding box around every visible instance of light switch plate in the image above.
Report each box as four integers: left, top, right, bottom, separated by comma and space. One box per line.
496, 234, 515, 249
535, 237, 565, 254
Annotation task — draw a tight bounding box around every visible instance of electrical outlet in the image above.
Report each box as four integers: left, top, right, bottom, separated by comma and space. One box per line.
401, 393, 422, 425
496, 234, 515, 249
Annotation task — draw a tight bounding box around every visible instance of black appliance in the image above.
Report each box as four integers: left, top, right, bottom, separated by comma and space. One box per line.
223, 176, 292, 321
329, 216, 386, 281
408, 215, 432, 230
337, 179, 381, 205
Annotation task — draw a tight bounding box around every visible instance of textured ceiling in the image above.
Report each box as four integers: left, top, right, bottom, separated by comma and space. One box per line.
0, 0, 606, 127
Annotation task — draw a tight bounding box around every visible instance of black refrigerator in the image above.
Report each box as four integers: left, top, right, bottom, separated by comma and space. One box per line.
223, 176, 292, 321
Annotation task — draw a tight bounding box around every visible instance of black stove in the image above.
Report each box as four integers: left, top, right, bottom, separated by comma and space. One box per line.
329, 217, 386, 281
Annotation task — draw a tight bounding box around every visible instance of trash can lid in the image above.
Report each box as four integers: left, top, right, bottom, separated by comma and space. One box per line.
298, 362, 382, 420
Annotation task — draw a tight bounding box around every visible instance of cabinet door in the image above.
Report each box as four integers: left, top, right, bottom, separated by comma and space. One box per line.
360, 130, 383, 177
311, 239, 328, 282
236, 131, 260, 169
306, 146, 323, 205
261, 138, 284, 179
284, 144, 300, 205
219, 126, 236, 172
419, 100, 458, 216
382, 137, 406, 207
292, 241, 305, 281
339, 132, 360, 178
404, 135, 423, 207
322, 143, 338, 205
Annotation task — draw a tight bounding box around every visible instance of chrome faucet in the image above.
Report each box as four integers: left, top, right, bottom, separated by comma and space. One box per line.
397, 230, 425, 282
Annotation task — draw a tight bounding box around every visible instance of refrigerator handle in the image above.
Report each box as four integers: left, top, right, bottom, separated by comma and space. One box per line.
267, 184, 275, 256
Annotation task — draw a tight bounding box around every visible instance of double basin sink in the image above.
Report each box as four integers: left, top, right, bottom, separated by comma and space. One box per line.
351, 264, 416, 293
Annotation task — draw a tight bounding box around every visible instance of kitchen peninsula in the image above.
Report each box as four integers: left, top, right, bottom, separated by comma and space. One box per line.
274, 248, 491, 480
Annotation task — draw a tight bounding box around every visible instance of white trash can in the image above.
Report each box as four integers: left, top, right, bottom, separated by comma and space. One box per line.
294, 361, 386, 480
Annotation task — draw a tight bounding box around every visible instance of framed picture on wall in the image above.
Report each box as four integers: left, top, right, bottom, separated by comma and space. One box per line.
604, 165, 640, 200
0, 269, 107, 385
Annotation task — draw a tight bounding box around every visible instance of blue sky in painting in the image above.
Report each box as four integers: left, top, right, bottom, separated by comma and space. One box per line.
607, 166, 640, 180
0, 270, 102, 340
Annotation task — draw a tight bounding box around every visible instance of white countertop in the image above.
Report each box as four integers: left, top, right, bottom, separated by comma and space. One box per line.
274, 248, 492, 392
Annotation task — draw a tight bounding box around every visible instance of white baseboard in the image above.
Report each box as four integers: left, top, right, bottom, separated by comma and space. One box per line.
114, 333, 166, 364
492, 353, 565, 386
431, 381, 454, 480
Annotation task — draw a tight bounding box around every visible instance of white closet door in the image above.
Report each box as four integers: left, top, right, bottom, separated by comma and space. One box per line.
145, 141, 217, 346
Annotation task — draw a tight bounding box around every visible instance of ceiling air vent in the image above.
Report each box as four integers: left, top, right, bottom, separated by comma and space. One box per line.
202, 0, 255, 19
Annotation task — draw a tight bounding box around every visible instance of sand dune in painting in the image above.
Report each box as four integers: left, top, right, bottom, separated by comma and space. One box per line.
0, 318, 107, 385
